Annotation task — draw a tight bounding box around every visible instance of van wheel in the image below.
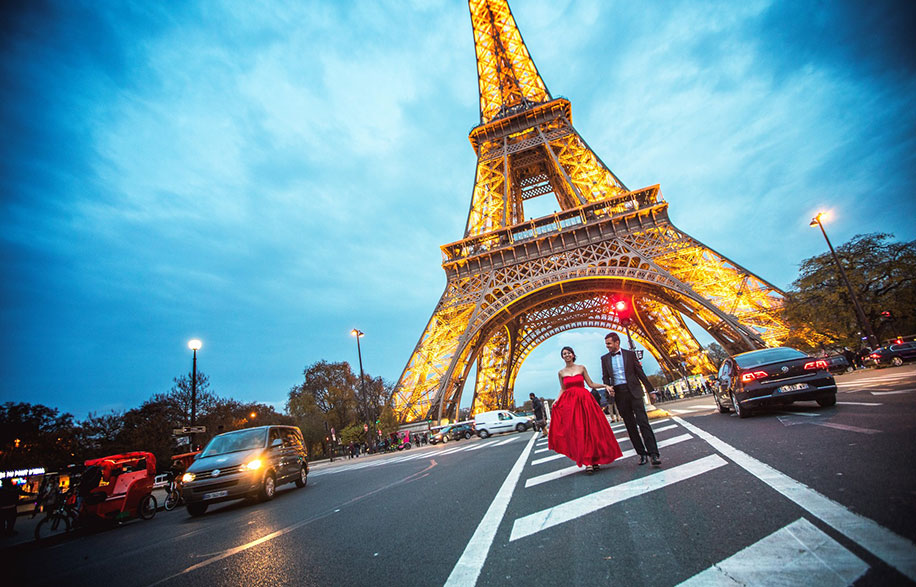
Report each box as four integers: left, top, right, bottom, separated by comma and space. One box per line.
295, 465, 308, 488
478, 429, 490, 439
259, 473, 276, 501
515, 423, 526, 432
187, 503, 207, 517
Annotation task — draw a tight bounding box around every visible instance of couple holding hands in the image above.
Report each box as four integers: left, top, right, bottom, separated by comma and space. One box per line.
548, 332, 661, 473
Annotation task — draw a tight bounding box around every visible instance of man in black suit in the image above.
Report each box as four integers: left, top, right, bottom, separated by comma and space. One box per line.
601, 332, 661, 466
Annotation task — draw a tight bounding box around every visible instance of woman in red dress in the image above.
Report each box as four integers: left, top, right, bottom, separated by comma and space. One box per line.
548, 346, 623, 473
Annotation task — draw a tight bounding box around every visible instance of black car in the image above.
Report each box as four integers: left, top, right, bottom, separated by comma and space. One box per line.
713, 347, 837, 418
447, 423, 475, 440
868, 342, 916, 367
824, 354, 850, 375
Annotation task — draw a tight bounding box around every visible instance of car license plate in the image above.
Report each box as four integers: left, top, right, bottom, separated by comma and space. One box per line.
203, 490, 228, 500
777, 383, 809, 393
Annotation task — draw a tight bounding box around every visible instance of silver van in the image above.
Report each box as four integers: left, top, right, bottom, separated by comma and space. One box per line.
474, 410, 532, 438
181, 425, 308, 516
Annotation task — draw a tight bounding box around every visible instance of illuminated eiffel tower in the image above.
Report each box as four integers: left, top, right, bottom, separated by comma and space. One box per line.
393, 0, 788, 423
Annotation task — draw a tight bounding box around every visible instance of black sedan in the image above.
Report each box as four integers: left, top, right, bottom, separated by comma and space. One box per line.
713, 347, 837, 418
868, 342, 916, 367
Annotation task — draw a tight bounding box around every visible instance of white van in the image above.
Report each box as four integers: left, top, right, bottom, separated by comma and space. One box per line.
474, 410, 532, 438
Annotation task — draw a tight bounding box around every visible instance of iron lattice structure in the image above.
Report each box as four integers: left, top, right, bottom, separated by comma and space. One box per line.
393, 0, 788, 423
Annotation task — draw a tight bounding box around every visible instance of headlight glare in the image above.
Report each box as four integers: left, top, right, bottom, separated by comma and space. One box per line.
243, 459, 262, 471
181, 472, 195, 483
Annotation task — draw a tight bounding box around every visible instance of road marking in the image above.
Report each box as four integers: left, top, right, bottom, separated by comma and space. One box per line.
510, 454, 726, 542
532, 453, 566, 465
494, 436, 522, 446
813, 422, 881, 435
534, 448, 550, 454
445, 432, 538, 587
678, 518, 868, 586
673, 416, 916, 582
773, 410, 822, 417
615, 423, 678, 444
837, 402, 882, 406
668, 405, 715, 414
871, 389, 915, 395
525, 434, 693, 488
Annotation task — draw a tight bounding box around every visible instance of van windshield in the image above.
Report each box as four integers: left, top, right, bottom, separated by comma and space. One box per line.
201, 428, 267, 457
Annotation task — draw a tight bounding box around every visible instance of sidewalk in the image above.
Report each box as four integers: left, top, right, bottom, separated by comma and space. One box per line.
1, 487, 169, 551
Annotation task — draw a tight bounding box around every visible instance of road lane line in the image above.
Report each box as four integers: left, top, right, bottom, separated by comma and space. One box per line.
510, 454, 726, 541
871, 389, 915, 395
673, 416, 916, 582
525, 434, 694, 488
836, 402, 882, 406
534, 448, 550, 454
678, 518, 868, 586
493, 436, 521, 446
445, 432, 539, 587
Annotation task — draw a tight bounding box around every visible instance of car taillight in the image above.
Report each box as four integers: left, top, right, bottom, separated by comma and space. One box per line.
869, 353, 879, 359
741, 370, 768, 383
803, 360, 828, 370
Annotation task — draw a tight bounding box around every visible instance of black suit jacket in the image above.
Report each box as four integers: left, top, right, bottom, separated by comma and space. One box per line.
602, 348, 655, 398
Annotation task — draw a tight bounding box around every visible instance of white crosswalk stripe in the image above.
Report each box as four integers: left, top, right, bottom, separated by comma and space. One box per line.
525, 434, 694, 488
678, 518, 868, 586
510, 454, 728, 541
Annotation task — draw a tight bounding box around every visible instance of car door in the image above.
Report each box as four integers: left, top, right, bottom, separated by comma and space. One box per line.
717, 360, 732, 404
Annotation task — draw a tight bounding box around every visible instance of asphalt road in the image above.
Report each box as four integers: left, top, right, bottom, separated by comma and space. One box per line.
3, 365, 915, 586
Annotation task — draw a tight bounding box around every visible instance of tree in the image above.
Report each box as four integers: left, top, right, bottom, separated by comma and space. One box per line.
166, 371, 217, 425
0, 403, 79, 470
288, 361, 358, 434
704, 343, 729, 369
783, 233, 916, 350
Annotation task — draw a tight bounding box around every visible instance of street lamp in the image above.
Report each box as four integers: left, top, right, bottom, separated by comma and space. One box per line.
809, 213, 878, 348
188, 339, 202, 446
351, 329, 368, 448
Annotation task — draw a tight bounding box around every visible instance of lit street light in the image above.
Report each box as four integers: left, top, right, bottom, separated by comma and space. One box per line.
809, 213, 878, 348
351, 329, 368, 449
188, 339, 202, 449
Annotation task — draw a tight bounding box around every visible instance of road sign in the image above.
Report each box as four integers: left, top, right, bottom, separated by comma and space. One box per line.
636, 350, 644, 360
172, 426, 206, 435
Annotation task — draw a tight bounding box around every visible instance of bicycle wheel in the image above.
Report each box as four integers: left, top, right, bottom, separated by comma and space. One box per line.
164, 489, 180, 511
35, 513, 70, 541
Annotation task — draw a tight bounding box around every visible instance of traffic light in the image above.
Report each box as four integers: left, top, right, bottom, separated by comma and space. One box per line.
611, 298, 631, 323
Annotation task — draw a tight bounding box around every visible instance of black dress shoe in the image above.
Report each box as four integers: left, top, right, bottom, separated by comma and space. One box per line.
650, 455, 661, 466
638, 454, 649, 465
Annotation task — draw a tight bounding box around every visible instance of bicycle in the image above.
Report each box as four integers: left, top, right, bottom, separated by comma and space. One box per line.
163, 478, 183, 511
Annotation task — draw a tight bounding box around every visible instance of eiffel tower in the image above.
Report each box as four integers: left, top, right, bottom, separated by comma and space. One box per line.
393, 0, 788, 423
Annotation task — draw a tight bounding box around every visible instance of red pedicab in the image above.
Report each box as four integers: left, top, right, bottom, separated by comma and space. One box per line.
81, 452, 158, 524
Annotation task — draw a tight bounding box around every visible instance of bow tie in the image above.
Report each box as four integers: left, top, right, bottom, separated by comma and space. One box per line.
609, 352, 621, 357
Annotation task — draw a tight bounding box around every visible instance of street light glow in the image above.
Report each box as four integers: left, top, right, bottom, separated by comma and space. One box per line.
188, 339, 202, 351
351, 329, 364, 337
809, 211, 832, 227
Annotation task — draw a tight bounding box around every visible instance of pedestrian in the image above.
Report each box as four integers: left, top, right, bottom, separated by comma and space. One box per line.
548, 346, 622, 474
602, 332, 661, 466
0, 478, 21, 535
529, 393, 547, 436
31, 476, 50, 518
843, 347, 856, 371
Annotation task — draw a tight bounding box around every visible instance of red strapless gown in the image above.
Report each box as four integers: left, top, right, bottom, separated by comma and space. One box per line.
548, 374, 623, 467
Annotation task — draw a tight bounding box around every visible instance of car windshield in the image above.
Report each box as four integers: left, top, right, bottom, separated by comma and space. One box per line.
735, 347, 807, 368
201, 428, 267, 457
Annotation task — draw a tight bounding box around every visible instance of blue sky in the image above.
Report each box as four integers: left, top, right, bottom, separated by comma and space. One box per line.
2, 0, 914, 420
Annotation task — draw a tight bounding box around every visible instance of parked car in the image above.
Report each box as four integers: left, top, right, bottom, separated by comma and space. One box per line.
429, 426, 451, 445
447, 423, 475, 441
712, 347, 837, 418
474, 410, 532, 438
823, 354, 850, 375
181, 425, 308, 516
868, 342, 916, 367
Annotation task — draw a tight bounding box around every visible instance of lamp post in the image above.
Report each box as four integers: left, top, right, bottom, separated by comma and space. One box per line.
350, 329, 368, 448
188, 339, 202, 448
809, 213, 878, 348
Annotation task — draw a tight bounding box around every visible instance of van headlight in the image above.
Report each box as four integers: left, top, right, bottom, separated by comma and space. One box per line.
241, 459, 262, 471
181, 472, 195, 483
